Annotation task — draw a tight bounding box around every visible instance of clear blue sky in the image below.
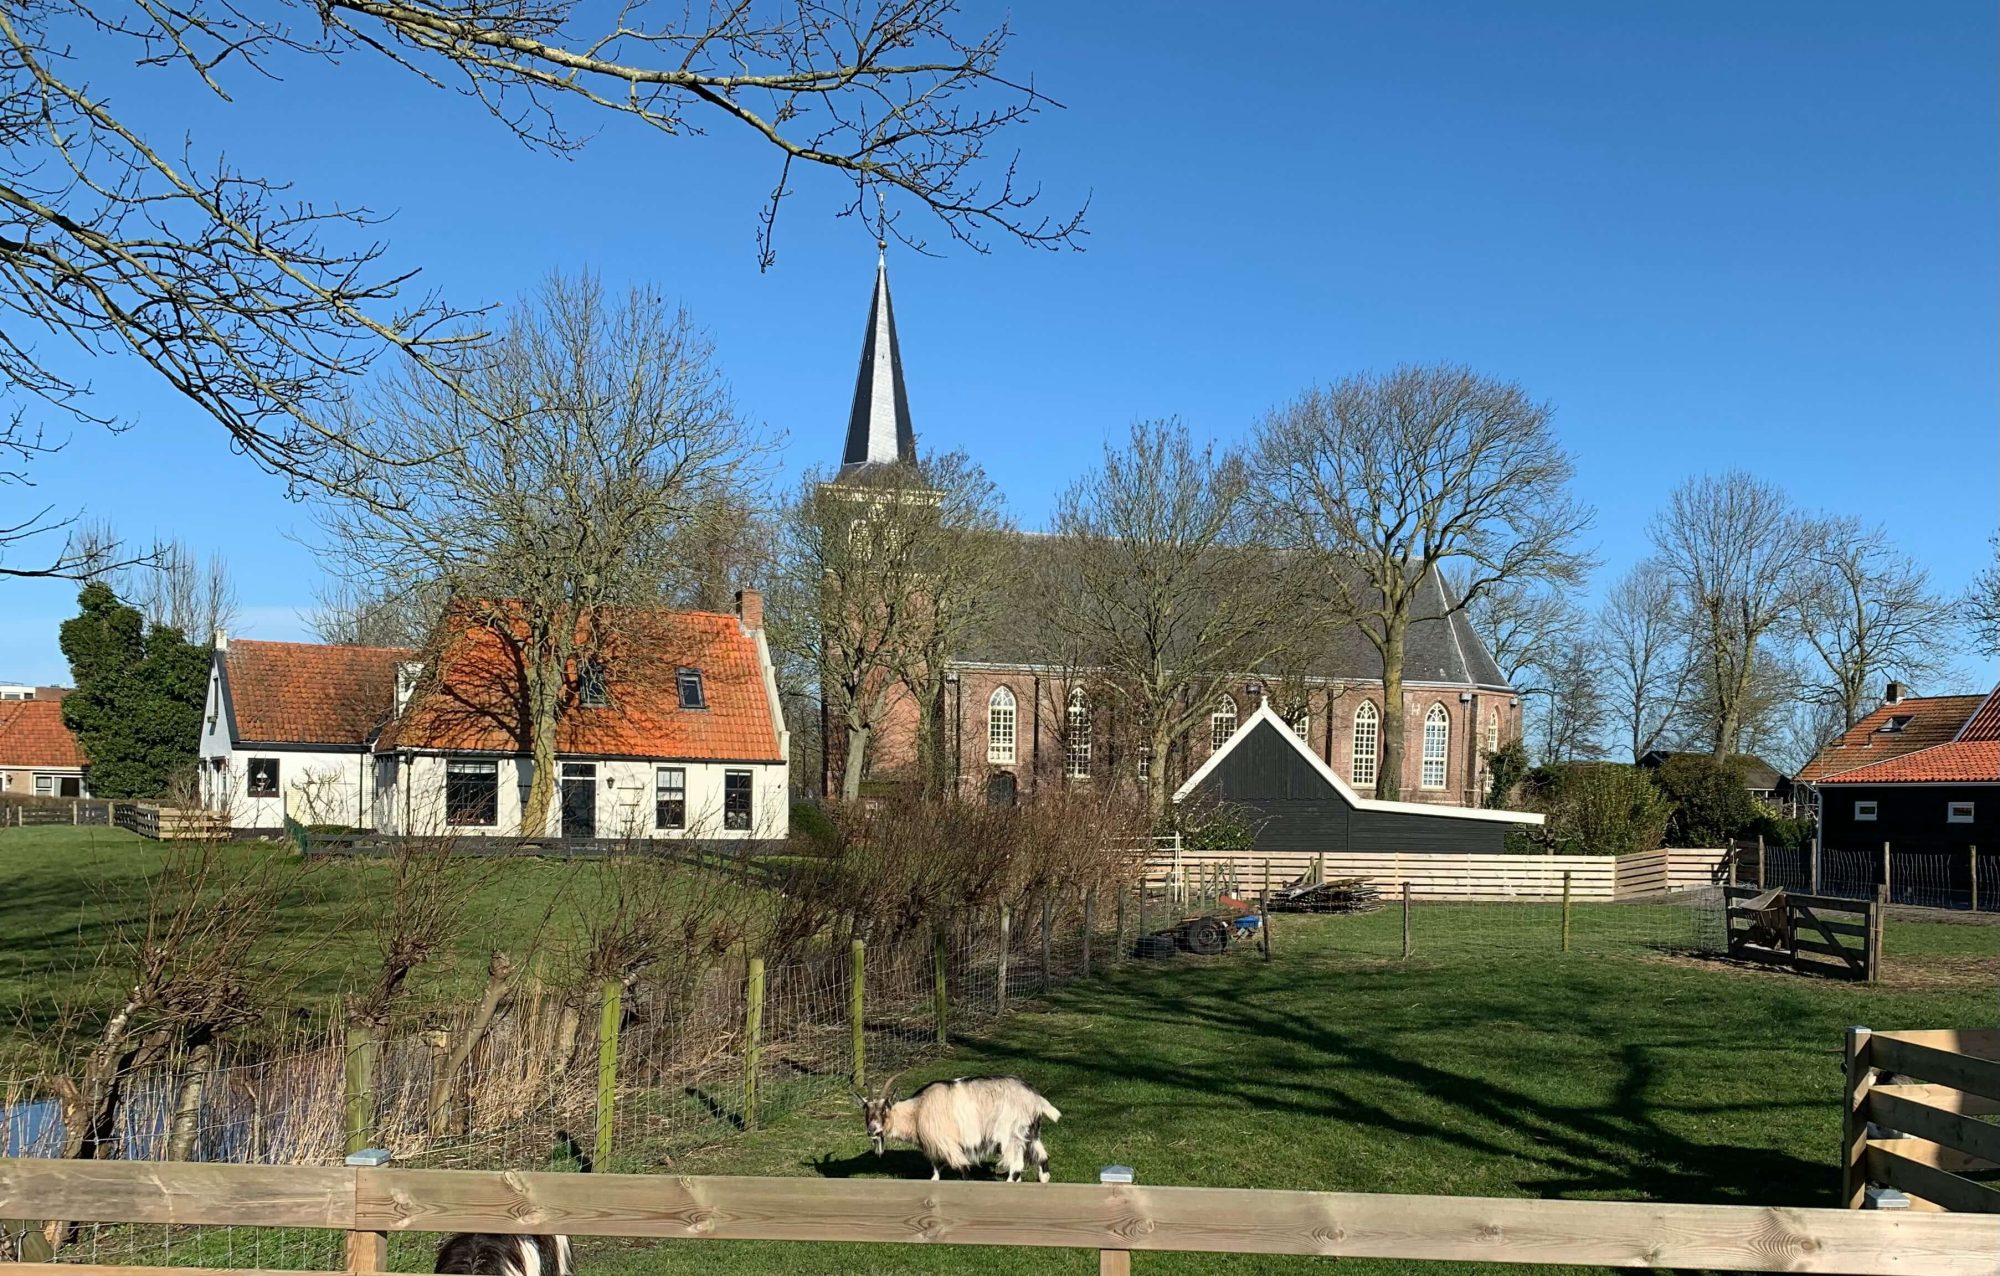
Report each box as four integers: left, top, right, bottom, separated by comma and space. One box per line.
4, 0, 1994, 686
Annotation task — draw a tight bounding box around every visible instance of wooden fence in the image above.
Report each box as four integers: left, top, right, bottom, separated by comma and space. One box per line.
1725, 885, 1880, 982
1845, 1027, 2000, 1214
0, 1157, 1995, 1274
112, 803, 227, 841
1145, 848, 1729, 901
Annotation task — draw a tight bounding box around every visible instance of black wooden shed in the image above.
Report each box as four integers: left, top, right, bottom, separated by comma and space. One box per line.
1173, 703, 1544, 854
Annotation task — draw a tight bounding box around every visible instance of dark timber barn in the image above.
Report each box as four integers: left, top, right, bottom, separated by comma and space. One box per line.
1174, 704, 1544, 853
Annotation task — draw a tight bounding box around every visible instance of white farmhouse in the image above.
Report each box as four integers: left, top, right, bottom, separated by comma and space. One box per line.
198, 590, 789, 839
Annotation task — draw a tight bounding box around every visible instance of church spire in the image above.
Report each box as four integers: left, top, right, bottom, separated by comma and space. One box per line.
838, 246, 917, 479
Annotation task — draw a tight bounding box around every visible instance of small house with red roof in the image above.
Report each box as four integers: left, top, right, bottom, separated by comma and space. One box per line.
0, 694, 90, 798
198, 591, 788, 839
1798, 680, 1997, 861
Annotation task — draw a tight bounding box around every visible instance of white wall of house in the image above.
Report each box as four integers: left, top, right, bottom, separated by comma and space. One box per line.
201, 746, 375, 830
391, 754, 788, 839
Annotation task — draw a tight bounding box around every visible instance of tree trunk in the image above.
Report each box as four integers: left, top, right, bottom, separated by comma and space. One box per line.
165, 1035, 216, 1161
1147, 721, 1174, 824
841, 718, 871, 802
1376, 622, 1408, 801
428, 952, 514, 1132
520, 651, 564, 837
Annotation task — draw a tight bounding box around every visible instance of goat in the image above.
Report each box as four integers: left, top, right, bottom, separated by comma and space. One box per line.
856, 1073, 1061, 1183
434, 1133, 586, 1276
435, 1234, 572, 1276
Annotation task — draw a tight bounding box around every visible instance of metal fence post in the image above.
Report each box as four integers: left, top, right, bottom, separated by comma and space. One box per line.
850, 940, 866, 1093
1971, 845, 1981, 914
997, 905, 1011, 1015
1560, 871, 1572, 953
742, 957, 765, 1131
1081, 890, 1095, 977
1401, 882, 1412, 960
1040, 896, 1053, 990
594, 978, 621, 1169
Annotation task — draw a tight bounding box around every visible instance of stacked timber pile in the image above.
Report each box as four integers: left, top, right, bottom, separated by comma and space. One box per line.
1269, 877, 1383, 914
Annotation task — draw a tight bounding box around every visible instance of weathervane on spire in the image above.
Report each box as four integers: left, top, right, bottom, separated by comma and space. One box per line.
874, 188, 888, 259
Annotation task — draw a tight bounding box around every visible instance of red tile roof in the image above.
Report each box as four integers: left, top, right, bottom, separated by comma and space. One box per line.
379, 608, 781, 762
1956, 686, 2000, 742
1814, 740, 1999, 785
0, 699, 86, 768
224, 640, 415, 746
1794, 693, 1989, 784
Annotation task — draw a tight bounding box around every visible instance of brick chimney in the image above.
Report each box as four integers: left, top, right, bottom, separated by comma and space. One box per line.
735, 587, 764, 632
1885, 679, 1903, 706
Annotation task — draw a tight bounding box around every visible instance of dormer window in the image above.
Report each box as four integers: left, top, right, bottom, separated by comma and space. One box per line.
577, 659, 609, 708
677, 667, 707, 710
1879, 715, 1913, 734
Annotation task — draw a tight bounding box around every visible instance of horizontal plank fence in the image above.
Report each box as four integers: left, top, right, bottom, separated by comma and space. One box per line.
1846, 1028, 2000, 1215
0, 1158, 1996, 1274
1145, 848, 1728, 901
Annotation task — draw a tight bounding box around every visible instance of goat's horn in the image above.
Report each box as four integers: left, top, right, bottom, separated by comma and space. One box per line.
876, 1069, 906, 1103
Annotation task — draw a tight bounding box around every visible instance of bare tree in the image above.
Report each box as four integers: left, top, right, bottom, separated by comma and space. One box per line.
1963, 532, 2000, 660
1, 443, 153, 581
111, 541, 240, 642
1598, 558, 1692, 762
1536, 635, 1607, 764
1795, 517, 1952, 727
1464, 580, 1574, 691
308, 578, 439, 648
1033, 419, 1310, 819
1255, 365, 1593, 800
1648, 471, 1817, 757
316, 272, 760, 834
0, 0, 1082, 507
769, 450, 1009, 800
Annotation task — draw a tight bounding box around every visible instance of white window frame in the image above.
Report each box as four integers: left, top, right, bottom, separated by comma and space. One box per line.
1285, 703, 1310, 741
1421, 704, 1450, 790
1947, 801, 1974, 824
246, 757, 280, 797
1486, 709, 1500, 755
1351, 702, 1379, 788
1064, 688, 1092, 780
1136, 745, 1151, 782
1210, 695, 1237, 751
33, 774, 53, 796
1854, 800, 1878, 822
723, 769, 753, 832
987, 687, 1017, 764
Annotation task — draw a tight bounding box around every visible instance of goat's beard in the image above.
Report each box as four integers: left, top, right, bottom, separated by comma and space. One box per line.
870, 1134, 884, 1156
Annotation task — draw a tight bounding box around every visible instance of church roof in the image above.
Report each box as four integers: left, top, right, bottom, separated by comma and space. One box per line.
839, 252, 917, 480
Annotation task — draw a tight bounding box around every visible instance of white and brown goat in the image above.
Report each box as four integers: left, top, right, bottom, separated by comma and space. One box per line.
856, 1074, 1061, 1182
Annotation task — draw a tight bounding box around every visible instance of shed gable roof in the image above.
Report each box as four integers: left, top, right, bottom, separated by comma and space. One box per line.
1797, 691, 1991, 784
1173, 701, 1542, 825
222, 640, 415, 747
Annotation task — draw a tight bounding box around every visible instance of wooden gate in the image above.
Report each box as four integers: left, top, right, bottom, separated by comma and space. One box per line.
1725, 885, 1879, 981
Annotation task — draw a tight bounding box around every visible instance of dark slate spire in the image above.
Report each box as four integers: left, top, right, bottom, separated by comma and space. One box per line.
838, 248, 917, 479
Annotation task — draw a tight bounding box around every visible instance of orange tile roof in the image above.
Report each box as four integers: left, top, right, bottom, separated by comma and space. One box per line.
1956, 686, 2000, 742
1814, 740, 1999, 785
224, 640, 415, 746
0, 699, 86, 768
1794, 693, 1989, 784
380, 608, 781, 762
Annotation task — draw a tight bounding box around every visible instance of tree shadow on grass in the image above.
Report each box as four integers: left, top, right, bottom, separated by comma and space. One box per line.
971, 959, 1835, 1208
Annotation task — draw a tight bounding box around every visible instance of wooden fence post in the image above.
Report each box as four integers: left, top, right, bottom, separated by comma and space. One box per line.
1756, 836, 1766, 889
1260, 865, 1272, 963
1401, 882, 1412, 960
1811, 835, 1821, 894
1081, 890, 1095, 978
1137, 883, 1148, 943
997, 905, 1011, 1015
1881, 842, 1891, 904
1560, 871, 1572, 954
1040, 896, 1053, 990
933, 924, 949, 1046
850, 939, 866, 1093
1842, 1025, 1874, 1208
1971, 845, 1980, 914
742, 957, 765, 1131
1113, 886, 1125, 961
594, 978, 621, 1170
342, 1018, 378, 1157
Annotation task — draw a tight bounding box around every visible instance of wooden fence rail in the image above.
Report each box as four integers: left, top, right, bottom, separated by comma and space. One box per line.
1144, 849, 1729, 901
0, 1158, 1996, 1274
1845, 1027, 2000, 1214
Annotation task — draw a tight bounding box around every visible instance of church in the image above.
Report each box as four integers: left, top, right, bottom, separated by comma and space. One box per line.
819, 255, 1523, 810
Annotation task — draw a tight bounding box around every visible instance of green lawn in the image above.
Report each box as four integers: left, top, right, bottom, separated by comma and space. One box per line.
0, 826, 744, 1071
552, 907, 1989, 1276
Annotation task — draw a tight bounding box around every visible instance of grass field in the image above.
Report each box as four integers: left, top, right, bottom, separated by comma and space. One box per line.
0, 826, 743, 1070
552, 907, 1992, 1276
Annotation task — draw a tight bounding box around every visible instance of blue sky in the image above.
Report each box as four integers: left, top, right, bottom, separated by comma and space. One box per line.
3, 0, 1994, 686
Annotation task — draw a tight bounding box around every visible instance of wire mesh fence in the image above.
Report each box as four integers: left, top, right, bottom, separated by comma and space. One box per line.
1728, 841, 1991, 913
